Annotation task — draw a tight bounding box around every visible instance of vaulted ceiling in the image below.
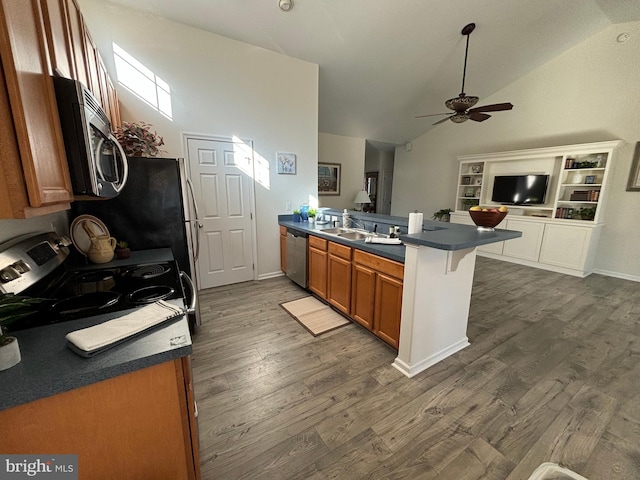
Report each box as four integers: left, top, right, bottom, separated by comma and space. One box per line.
107, 0, 640, 145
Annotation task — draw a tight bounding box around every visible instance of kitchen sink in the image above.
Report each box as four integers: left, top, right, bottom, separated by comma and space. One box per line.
337, 231, 369, 240
317, 227, 351, 235
315, 227, 387, 241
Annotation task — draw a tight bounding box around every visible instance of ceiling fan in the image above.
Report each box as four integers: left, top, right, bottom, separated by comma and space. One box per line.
415, 23, 513, 125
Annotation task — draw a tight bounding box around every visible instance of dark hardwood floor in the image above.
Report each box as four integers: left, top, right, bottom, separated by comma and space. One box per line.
191, 257, 640, 480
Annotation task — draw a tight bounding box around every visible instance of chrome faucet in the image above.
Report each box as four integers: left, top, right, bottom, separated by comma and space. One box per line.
349, 218, 367, 231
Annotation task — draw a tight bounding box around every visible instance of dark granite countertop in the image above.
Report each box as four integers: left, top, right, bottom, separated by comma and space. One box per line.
279, 218, 406, 262
0, 299, 192, 411
399, 224, 522, 250
279, 213, 521, 261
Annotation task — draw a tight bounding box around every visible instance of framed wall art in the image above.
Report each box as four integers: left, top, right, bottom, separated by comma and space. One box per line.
276, 152, 296, 174
318, 162, 341, 195
626, 142, 640, 191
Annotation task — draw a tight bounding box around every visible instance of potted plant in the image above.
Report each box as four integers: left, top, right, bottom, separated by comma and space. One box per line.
432, 208, 453, 222
308, 208, 317, 224
114, 121, 165, 157
292, 209, 301, 222
0, 294, 46, 371
577, 207, 596, 221
116, 240, 131, 259
462, 199, 478, 211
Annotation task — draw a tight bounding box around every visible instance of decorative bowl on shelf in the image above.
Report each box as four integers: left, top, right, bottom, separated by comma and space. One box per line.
469, 210, 508, 229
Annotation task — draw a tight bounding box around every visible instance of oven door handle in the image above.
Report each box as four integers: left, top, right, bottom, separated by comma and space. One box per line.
180, 271, 197, 314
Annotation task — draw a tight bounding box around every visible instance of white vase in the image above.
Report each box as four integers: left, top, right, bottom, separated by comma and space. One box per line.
0, 336, 21, 371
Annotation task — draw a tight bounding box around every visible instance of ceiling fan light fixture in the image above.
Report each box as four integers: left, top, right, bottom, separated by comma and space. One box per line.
279, 0, 293, 11
445, 95, 479, 111
450, 113, 469, 123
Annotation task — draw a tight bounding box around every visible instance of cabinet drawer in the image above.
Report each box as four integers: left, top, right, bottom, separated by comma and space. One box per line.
353, 250, 404, 280
308, 235, 327, 251
279, 225, 287, 236
328, 241, 352, 260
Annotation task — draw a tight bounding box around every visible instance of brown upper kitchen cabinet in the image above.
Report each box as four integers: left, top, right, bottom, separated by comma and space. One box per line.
40, 0, 75, 79
0, 0, 73, 218
63, 0, 88, 88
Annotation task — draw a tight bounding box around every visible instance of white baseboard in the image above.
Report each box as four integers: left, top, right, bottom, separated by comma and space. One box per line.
592, 268, 640, 282
258, 271, 286, 281
391, 338, 469, 378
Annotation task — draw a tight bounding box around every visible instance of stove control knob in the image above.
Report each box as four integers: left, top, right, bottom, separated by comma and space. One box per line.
0, 266, 20, 283
11, 261, 30, 274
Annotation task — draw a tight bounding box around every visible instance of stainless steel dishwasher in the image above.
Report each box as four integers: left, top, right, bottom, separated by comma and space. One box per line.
286, 228, 308, 288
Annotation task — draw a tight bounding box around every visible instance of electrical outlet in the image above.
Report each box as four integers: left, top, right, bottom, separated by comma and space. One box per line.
285, 201, 292, 212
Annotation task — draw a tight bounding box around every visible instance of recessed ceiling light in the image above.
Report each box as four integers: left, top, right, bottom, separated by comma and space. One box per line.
617, 33, 630, 43
279, 0, 293, 12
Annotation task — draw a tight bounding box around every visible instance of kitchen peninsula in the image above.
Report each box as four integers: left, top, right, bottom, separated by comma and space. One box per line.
279, 211, 521, 377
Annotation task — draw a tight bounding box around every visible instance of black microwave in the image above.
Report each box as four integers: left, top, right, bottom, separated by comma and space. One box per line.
52, 76, 128, 198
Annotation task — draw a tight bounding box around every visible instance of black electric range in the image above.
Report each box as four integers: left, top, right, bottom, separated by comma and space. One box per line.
0, 232, 190, 332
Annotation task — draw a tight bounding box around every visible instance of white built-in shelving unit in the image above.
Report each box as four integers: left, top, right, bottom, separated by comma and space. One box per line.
451, 141, 621, 277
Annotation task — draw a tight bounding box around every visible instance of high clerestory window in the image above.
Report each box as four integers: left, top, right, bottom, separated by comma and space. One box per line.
113, 43, 172, 120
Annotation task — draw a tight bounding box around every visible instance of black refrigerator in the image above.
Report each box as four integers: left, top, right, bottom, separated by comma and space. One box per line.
71, 157, 202, 330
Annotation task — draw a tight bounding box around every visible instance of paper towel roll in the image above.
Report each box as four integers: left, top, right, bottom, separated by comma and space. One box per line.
408, 212, 423, 234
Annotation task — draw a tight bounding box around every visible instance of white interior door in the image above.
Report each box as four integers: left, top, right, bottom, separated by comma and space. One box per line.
186, 136, 255, 289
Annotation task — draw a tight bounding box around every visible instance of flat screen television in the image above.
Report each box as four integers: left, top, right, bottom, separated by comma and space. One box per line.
491, 174, 550, 205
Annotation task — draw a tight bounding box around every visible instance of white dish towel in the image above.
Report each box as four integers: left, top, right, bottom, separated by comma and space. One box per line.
66, 300, 184, 355
365, 237, 402, 245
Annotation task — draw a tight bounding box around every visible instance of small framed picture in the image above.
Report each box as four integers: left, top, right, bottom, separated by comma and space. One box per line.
276, 152, 296, 174
462, 176, 471, 185
464, 187, 475, 197
585, 175, 596, 184
318, 162, 341, 195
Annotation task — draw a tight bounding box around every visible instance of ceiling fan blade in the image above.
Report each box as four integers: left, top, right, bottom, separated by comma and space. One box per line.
433, 116, 452, 126
469, 112, 491, 122
468, 102, 513, 113
415, 112, 451, 119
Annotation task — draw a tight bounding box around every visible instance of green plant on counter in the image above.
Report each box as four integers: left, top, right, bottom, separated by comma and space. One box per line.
432, 208, 453, 221
0, 294, 47, 346
293, 209, 301, 215
308, 208, 317, 218
117, 240, 129, 249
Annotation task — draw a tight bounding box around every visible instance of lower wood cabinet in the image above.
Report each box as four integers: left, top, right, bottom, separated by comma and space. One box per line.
308, 235, 328, 299
0, 358, 201, 479
351, 263, 376, 330
352, 250, 404, 349
279, 225, 287, 273
327, 241, 352, 315
289, 231, 404, 349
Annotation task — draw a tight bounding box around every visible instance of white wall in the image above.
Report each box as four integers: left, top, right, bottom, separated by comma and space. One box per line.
78, 0, 318, 279
317, 133, 366, 210
392, 21, 640, 279
0, 213, 68, 244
